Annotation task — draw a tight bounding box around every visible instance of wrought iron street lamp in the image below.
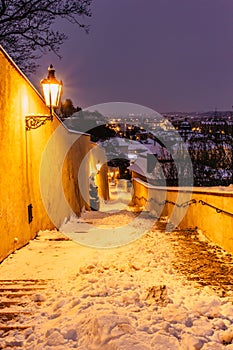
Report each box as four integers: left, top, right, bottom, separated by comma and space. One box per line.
25, 65, 63, 131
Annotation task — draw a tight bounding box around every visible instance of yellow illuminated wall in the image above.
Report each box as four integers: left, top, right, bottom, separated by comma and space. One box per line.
0, 46, 108, 262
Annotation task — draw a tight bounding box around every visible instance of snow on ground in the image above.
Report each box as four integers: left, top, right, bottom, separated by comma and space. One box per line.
59, 185, 155, 249
0, 186, 233, 349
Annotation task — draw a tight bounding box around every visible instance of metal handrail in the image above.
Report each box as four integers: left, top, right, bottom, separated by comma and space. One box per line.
132, 195, 233, 217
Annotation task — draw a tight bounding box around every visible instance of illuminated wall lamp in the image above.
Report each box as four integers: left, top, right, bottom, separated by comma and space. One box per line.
25, 64, 63, 131
96, 161, 102, 174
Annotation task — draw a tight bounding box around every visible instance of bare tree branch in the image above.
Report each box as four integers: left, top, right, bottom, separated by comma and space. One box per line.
0, 0, 6, 16
0, 0, 92, 74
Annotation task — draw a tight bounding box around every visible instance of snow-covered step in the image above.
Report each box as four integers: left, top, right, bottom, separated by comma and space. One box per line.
0, 279, 50, 334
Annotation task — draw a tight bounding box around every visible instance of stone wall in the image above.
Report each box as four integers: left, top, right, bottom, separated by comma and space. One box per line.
132, 178, 233, 254
0, 46, 107, 262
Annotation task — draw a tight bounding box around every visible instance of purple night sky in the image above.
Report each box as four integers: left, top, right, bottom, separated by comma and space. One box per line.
33, 0, 233, 113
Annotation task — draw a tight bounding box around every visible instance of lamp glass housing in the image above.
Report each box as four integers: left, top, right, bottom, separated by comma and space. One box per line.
40, 65, 63, 109
41, 83, 62, 108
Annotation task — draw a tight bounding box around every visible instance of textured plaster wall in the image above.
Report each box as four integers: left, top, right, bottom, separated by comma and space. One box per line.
0, 47, 106, 262
133, 178, 233, 254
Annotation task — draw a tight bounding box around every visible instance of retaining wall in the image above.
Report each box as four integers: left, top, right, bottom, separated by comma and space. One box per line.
132, 178, 233, 254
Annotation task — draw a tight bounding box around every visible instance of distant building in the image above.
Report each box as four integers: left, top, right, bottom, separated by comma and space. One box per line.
178, 118, 192, 141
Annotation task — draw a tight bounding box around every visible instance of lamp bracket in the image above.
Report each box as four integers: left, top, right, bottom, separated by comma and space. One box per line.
25, 114, 53, 131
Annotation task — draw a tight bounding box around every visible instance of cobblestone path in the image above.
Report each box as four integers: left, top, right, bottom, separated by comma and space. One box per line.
156, 220, 233, 298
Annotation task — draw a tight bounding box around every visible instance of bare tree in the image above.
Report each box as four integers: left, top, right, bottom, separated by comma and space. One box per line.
0, 0, 92, 74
